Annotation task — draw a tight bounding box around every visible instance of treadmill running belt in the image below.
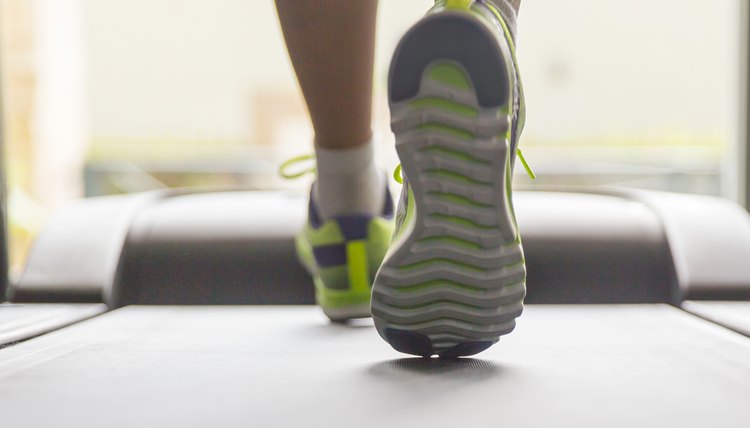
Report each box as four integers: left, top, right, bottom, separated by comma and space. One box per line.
0, 305, 748, 427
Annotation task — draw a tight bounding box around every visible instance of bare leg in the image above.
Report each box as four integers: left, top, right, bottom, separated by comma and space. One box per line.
275, 0, 378, 150
276, 0, 384, 219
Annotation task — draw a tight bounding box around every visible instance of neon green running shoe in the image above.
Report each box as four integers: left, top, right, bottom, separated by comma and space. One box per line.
371, 0, 531, 357
295, 184, 395, 321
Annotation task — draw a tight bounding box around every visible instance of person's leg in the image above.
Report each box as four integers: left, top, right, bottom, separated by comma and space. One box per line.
276, 0, 394, 322
275, 0, 376, 150
276, 0, 384, 220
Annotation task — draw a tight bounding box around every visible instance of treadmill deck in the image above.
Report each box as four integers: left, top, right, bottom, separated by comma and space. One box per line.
0, 305, 748, 428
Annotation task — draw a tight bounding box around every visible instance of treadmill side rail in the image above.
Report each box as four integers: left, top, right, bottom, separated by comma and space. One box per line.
10, 188, 750, 306
10, 191, 164, 304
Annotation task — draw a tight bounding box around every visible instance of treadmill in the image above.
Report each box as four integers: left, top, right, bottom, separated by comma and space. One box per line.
1, 182, 749, 427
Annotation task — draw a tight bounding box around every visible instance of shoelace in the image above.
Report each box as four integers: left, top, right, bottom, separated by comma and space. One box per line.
280, 149, 535, 183
517, 148, 536, 180
278, 154, 316, 179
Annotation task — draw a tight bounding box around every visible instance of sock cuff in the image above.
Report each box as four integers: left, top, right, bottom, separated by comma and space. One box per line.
314, 138, 376, 176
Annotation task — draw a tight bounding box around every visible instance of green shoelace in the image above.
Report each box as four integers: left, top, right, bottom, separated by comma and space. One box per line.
279, 154, 316, 179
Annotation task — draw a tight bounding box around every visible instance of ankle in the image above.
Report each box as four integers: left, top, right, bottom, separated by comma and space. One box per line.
313, 139, 386, 220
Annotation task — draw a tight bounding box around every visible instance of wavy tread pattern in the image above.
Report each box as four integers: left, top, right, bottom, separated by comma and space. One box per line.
373, 10, 525, 358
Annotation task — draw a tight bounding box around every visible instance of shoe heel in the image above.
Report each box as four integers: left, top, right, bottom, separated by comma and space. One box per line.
372, 11, 526, 357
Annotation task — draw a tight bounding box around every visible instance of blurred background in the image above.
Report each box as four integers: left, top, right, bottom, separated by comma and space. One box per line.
0, 0, 742, 277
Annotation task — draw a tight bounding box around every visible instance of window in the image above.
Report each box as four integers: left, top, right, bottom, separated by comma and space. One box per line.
0, 0, 743, 276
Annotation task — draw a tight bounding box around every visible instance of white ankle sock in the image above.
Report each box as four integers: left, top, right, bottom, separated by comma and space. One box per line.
313, 139, 385, 220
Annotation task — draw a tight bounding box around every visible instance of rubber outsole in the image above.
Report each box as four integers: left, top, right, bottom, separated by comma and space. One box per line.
384, 328, 493, 359
324, 304, 372, 323
372, 10, 526, 358
388, 12, 508, 108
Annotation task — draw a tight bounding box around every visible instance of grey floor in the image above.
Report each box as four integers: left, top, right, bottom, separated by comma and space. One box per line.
0, 305, 748, 428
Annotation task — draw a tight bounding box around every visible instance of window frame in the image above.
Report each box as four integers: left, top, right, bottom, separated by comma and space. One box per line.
740, 0, 750, 210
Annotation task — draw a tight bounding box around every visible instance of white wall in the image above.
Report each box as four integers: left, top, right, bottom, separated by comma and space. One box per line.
517, 0, 738, 144
82, 1, 430, 141
34, 0, 87, 209
82, 0, 739, 158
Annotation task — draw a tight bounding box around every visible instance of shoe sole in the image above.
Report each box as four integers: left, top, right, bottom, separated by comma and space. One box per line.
372, 10, 526, 358
322, 303, 371, 323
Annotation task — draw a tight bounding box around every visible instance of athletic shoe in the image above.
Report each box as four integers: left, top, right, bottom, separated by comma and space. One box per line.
296, 184, 395, 321
371, 0, 531, 357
